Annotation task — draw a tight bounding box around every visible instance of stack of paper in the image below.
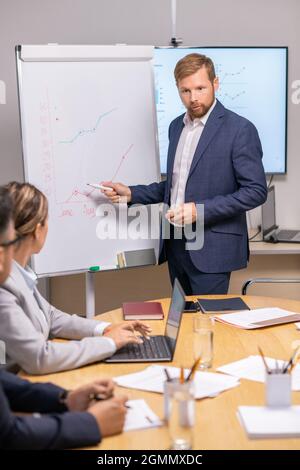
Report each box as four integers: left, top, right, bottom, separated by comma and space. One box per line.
217, 355, 300, 390
238, 406, 300, 439
214, 307, 300, 329
115, 365, 240, 399
124, 399, 162, 432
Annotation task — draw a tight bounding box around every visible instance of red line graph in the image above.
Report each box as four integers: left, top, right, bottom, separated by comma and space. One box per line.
111, 144, 134, 182
63, 187, 96, 204
60, 144, 134, 205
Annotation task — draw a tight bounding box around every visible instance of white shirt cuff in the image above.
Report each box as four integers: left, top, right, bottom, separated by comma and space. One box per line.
93, 322, 111, 336
103, 337, 117, 354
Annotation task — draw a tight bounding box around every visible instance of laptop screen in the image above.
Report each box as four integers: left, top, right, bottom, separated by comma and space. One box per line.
164, 278, 186, 353
262, 186, 277, 236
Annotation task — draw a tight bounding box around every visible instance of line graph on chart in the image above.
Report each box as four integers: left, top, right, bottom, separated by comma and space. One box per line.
215, 64, 247, 109
59, 144, 134, 205
43, 89, 134, 210
58, 108, 117, 144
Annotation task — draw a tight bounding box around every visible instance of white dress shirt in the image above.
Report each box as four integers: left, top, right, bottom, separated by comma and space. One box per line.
171, 99, 217, 207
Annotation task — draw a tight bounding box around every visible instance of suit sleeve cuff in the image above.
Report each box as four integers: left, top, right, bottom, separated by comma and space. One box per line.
93, 322, 111, 336
102, 337, 117, 354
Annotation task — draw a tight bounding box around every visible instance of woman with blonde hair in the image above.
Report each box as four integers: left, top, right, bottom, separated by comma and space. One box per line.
0, 182, 151, 375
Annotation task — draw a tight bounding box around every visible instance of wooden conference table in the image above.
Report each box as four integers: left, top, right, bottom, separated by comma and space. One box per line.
21, 295, 300, 450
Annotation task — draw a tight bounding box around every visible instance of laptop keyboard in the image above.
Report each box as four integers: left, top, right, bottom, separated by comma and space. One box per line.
278, 229, 300, 239
118, 336, 170, 359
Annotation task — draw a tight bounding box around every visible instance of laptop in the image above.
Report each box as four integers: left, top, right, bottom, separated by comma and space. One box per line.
105, 278, 186, 363
262, 186, 300, 243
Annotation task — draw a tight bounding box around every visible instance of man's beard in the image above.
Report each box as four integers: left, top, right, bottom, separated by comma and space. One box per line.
188, 96, 215, 119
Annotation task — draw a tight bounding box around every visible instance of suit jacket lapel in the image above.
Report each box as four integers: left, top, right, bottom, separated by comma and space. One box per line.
187, 100, 225, 180
167, 116, 185, 178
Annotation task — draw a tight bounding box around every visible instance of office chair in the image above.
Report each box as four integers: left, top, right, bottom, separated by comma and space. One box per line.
241, 278, 300, 295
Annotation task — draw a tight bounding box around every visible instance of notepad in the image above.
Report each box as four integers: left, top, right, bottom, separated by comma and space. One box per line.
214, 307, 300, 329
115, 365, 240, 399
124, 399, 162, 432
197, 297, 250, 313
238, 406, 300, 439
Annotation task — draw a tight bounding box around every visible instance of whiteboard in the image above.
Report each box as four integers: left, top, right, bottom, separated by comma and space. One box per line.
16, 45, 160, 277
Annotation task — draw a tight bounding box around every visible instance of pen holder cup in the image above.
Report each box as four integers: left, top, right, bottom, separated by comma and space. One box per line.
265, 372, 291, 407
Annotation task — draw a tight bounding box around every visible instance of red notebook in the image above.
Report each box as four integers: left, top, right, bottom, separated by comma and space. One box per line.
122, 302, 164, 320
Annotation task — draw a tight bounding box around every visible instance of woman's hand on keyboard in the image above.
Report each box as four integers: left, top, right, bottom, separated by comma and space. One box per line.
103, 322, 151, 349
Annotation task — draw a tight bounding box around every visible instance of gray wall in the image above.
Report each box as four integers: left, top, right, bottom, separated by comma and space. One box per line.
1, 0, 300, 312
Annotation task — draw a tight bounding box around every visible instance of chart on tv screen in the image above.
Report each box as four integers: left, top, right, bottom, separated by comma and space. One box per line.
154, 47, 287, 174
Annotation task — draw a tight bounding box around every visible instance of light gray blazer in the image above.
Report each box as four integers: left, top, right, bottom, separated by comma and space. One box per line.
0, 262, 116, 375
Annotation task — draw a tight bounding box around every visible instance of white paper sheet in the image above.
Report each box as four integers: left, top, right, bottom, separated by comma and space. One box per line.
115, 365, 240, 399
214, 307, 300, 329
217, 355, 300, 390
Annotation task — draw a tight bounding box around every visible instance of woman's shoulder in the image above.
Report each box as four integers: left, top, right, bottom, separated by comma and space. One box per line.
0, 263, 28, 303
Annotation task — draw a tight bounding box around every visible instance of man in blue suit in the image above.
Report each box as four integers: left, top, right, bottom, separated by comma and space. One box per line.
0, 186, 127, 449
102, 54, 267, 294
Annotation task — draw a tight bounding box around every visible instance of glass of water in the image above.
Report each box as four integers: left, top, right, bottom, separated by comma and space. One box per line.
193, 314, 214, 369
168, 379, 195, 450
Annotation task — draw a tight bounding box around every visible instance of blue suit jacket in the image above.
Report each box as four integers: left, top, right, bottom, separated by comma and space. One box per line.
0, 370, 100, 449
130, 100, 267, 273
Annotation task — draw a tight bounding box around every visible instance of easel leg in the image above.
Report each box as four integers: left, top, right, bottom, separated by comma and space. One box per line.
85, 272, 95, 318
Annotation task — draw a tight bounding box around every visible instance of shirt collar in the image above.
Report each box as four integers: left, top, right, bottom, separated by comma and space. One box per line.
14, 260, 38, 291
183, 98, 217, 128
